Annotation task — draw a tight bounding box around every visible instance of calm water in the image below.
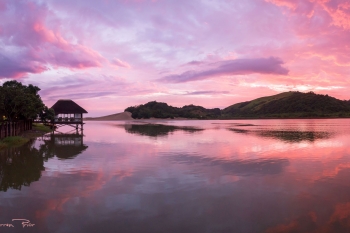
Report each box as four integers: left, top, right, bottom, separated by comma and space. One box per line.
1, 119, 350, 232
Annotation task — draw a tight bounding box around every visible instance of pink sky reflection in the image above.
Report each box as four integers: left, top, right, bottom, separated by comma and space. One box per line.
16, 119, 350, 231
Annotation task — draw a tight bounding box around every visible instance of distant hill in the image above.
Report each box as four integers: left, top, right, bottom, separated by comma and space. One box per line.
222, 91, 350, 118
125, 101, 221, 119
124, 92, 350, 119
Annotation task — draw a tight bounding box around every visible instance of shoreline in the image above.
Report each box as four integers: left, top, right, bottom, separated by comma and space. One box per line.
84, 111, 350, 121
0, 123, 52, 150
84, 116, 350, 121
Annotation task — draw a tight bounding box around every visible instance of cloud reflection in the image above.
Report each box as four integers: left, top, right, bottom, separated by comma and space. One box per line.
165, 153, 290, 176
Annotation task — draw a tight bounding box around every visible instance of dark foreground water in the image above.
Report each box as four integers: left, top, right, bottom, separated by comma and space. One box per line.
1, 119, 350, 233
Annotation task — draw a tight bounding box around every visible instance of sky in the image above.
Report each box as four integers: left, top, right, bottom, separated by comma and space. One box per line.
1, 0, 350, 116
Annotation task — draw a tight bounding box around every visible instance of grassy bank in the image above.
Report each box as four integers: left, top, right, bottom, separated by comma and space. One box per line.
32, 123, 53, 133
0, 123, 53, 150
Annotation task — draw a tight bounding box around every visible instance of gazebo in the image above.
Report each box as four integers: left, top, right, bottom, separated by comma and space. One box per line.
51, 99, 88, 130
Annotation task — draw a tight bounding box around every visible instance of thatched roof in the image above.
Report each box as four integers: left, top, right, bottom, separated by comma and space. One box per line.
51, 99, 88, 114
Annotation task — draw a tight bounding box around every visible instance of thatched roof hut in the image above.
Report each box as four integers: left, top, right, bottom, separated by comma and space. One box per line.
51, 100, 87, 126
51, 100, 88, 114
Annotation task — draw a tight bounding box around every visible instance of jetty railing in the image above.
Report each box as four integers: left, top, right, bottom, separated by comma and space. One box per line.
0, 120, 32, 140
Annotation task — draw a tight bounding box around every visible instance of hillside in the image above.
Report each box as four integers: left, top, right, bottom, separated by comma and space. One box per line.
125, 92, 350, 119
125, 101, 221, 119
222, 91, 350, 118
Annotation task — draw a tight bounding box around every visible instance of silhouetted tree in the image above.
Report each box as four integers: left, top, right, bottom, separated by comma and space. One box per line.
0, 81, 45, 121
39, 106, 55, 123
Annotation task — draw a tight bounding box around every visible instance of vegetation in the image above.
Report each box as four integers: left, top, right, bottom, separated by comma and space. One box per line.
125, 101, 221, 119
125, 92, 350, 119
0, 124, 52, 150
39, 106, 55, 123
0, 80, 54, 122
32, 123, 53, 133
222, 91, 350, 118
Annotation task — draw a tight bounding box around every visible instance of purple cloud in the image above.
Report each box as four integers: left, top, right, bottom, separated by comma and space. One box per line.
159, 57, 289, 83
183, 61, 205, 66
111, 58, 131, 68
0, 53, 46, 78
182, 91, 230, 95
0, 0, 105, 78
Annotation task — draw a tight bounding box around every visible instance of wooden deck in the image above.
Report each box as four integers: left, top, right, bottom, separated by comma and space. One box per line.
33, 119, 85, 131
33, 120, 83, 124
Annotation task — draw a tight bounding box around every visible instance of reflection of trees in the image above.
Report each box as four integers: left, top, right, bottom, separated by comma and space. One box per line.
0, 133, 88, 192
121, 124, 204, 137
229, 128, 332, 143
0, 140, 44, 191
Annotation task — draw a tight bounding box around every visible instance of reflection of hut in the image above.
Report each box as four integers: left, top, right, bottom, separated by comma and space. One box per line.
44, 133, 88, 159
51, 100, 88, 129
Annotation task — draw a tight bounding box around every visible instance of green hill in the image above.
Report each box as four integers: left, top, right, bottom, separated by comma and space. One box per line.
222, 91, 350, 118
125, 101, 221, 119
125, 92, 350, 119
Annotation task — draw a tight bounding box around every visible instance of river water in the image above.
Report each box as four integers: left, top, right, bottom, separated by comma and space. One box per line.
1, 119, 350, 232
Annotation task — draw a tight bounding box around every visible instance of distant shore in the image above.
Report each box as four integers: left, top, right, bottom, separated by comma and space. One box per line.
84, 112, 189, 121
84, 111, 350, 121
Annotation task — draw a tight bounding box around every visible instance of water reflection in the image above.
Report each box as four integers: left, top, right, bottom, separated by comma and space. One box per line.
2, 120, 350, 232
0, 141, 44, 191
165, 153, 290, 176
40, 133, 88, 159
119, 123, 204, 137
229, 128, 332, 143
0, 132, 88, 192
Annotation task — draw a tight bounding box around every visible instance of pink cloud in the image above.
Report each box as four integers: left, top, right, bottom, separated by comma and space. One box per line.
1, 0, 350, 114
318, 0, 350, 29
159, 57, 289, 83
182, 61, 205, 66
0, 0, 106, 78
0, 53, 47, 78
111, 58, 131, 68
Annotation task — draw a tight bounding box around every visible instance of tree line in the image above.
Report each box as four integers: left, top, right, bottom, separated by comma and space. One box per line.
0, 80, 54, 123
125, 101, 221, 119
125, 92, 350, 119
222, 91, 350, 118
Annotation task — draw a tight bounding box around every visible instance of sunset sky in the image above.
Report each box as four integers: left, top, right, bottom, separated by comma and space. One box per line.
1, 0, 350, 116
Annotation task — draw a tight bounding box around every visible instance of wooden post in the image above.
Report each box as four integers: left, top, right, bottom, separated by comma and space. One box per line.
81, 113, 83, 130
